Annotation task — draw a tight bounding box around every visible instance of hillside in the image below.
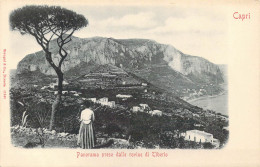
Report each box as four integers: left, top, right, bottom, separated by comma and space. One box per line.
15, 36, 224, 95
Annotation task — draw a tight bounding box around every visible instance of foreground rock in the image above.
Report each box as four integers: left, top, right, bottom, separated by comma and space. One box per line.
11, 126, 130, 149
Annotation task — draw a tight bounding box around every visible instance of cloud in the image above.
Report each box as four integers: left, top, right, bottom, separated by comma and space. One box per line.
149, 14, 226, 35
8, 5, 229, 68
96, 12, 158, 29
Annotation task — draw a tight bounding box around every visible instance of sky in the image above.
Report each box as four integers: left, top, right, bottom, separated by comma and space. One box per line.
6, 4, 229, 69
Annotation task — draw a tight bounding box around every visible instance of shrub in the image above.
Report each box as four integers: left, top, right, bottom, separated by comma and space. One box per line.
203, 142, 214, 149
28, 102, 51, 129
21, 111, 28, 127
55, 104, 81, 133
104, 123, 123, 136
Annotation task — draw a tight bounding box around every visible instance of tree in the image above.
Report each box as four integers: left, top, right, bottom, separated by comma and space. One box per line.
10, 5, 88, 130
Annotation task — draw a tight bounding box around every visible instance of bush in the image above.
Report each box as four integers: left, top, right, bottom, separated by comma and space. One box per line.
104, 123, 123, 136
203, 142, 214, 149
55, 104, 81, 133
29, 102, 52, 129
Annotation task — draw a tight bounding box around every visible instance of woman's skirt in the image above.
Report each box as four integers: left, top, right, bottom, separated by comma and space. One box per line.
78, 122, 95, 149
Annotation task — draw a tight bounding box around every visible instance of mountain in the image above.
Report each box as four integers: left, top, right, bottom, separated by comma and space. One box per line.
16, 36, 224, 93
218, 64, 228, 83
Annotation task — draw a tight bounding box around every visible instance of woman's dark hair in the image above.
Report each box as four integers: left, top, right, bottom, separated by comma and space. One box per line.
83, 101, 91, 108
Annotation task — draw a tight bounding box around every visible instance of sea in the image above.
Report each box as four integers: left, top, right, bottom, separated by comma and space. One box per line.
188, 85, 228, 116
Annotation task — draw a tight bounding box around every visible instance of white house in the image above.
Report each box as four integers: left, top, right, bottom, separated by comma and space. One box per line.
192, 113, 200, 117
62, 91, 68, 95
107, 101, 116, 108
63, 80, 69, 85
132, 106, 141, 112
140, 104, 149, 110
142, 83, 147, 86
97, 97, 109, 106
116, 94, 132, 99
99, 97, 108, 103
149, 110, 162, 116
49, 83, 58, 89
41, 86, 49, 90
88, 98, 97, 103
184, 130, 213, 143
194, 124, 203, 127
96, 97, 115, 108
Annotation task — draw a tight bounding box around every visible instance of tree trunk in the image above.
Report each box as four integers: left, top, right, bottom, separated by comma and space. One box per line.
49, 70, 63, 130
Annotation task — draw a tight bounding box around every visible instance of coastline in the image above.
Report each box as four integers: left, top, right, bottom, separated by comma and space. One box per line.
187, 90, 227, 103
187, 89, 228, 116
187, 82, 228, 103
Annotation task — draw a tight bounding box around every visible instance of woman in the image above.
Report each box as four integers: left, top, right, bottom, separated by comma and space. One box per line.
77, 102, 95, 149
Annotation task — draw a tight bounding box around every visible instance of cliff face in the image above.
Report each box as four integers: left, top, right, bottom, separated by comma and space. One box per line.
17, 36, 224, 84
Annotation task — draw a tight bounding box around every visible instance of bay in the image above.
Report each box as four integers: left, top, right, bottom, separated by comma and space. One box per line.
188, 90, 228, 116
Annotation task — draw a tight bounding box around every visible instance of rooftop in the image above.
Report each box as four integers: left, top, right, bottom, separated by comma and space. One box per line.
187, 130, 213, 137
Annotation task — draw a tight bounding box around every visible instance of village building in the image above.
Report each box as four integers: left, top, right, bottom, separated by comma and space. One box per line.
62, 91, 68, 94
139, 104, 149, 110
107, 101, 116, 108
63, 80, 69, 85
95, 97, 116, 108
131, 104, 150, 113
49, 83, 56, 89
149, 110, 162, 116
184, 130, 214, 143
87, 98, 97, 103
132, 106, 141, 112
192, 113, 200, 117
116, 94, 132, 100
41, 86, 49, 90
54, 91, 70, 95
194, 124, 204, 127
142, 83, 147, 86
97, 97, 109, 106
180, 132, 186, 137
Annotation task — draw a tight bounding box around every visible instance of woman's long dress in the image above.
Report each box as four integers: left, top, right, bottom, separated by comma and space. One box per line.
78, 121, 95, 149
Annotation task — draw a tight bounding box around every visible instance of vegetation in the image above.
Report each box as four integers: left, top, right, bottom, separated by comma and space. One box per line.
10, 87, 229, 149
10, 5, 88, 130
9, 5, 228, 150
21, 111, 28, 127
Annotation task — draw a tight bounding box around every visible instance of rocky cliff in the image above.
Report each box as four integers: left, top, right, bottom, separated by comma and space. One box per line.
17, 36, 224, 85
